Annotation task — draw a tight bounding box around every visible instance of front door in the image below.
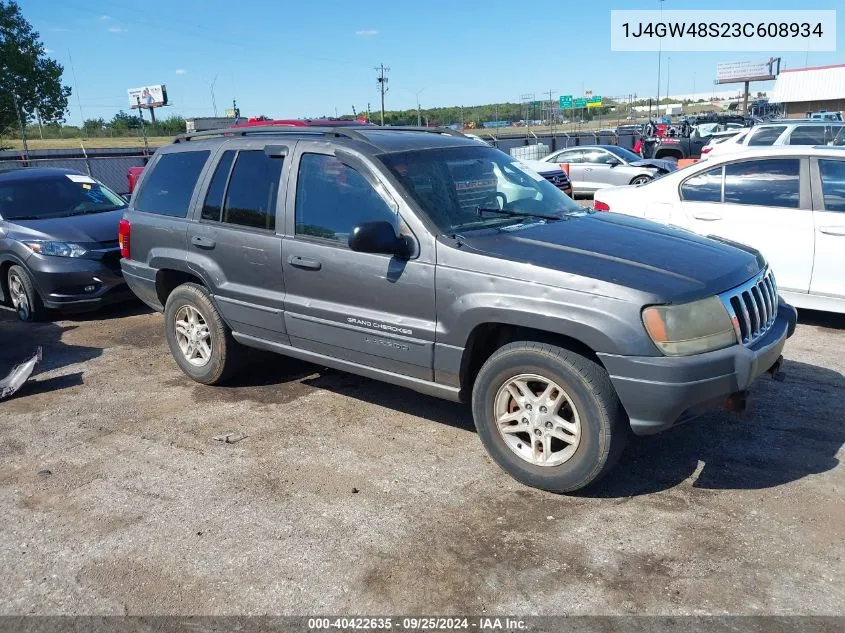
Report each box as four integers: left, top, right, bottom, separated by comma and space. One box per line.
187, 141, 289, 342
810, 157, 845, 299
578, 148, 616, 192
678, 157, 814, 294
281, 145, 436, 380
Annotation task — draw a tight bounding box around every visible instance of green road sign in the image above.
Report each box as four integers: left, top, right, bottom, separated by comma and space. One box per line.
559, 95, 572, 108
586, 96, 603, 108
574, 98, 587, 108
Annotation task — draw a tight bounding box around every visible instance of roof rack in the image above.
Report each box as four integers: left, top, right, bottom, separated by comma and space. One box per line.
172, 124, 468, 144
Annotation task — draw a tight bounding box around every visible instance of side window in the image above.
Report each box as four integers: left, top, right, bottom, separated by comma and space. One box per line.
746, 126, 786, 146
723, 159, 800, 208
557, 150, 584, 164
201, 150, 235, 221
680, 167, 722, 202
582, 150, 610, 164
295, 153, 395, 243
134, 151, 210, 217
819, 160, 845, 212
788, 126, 829, 146
222, 150, 284, 231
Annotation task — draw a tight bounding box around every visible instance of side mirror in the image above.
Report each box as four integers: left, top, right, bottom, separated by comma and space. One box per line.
348, 221, 411, 259
608, 158, 621, 167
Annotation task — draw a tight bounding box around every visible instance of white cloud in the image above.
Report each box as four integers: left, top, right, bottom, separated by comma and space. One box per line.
44, 48, 54, 54
48, 27, 68, 32
107, 26, 127, 33
99, 15, 111, 20
175, 69, 187, 75
355, 29, 378, 37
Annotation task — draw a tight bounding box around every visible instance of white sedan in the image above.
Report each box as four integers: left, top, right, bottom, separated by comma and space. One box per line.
593, 146, 845, 313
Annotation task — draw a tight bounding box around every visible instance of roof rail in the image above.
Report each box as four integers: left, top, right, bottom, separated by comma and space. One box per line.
172, 124, 468, 144
172, 125, 374, 143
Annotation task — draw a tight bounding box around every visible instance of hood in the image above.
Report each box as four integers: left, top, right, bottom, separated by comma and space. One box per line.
518, 159, 564, 174
456, 212, 765, 302
7, 208, 125, 244
629, 158, 676, 173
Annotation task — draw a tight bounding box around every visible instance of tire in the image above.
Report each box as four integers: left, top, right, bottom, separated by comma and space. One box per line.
163, 283, 245, 385
629, 175, 652, 185
471, 342, 628, 493
7, 265, 44, 322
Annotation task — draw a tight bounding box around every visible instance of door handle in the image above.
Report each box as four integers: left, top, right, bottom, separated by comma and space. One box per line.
692, 211, 722, 221
288, 255, 322, 270
819, 226, 845, 236
191, 236, 216, 249
584, 168, 593, 172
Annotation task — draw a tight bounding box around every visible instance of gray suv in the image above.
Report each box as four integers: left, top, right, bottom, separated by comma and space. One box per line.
120, 126, 797, 493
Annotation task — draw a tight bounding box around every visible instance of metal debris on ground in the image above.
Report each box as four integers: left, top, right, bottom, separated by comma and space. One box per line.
0, 347, 42, 401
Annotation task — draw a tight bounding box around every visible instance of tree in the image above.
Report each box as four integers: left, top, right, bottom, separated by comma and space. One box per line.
109, 110, 142, 131
83, 117, 106, 134
0, 1, 71, 132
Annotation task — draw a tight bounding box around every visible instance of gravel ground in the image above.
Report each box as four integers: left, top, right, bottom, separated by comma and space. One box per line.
0, 301, 842, 616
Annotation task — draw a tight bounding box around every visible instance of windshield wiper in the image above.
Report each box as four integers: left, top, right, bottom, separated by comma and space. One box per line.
475, 207, 560, 221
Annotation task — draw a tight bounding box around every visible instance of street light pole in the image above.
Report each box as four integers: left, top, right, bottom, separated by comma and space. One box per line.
656, 0, 665, 116
210, 75, 219, 117
11, 89, 29, 161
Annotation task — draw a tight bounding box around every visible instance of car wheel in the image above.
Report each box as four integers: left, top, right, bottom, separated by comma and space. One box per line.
7, 265, 44, 322
630, 175, 652, 185
471, 341, 627, 493
164, 283, 245, 385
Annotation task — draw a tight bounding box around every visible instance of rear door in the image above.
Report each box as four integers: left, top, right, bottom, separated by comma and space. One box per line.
809, 157, 845, 300
678, 157, 814, 294
280, 142, 437, 380
187, 140, 290, 342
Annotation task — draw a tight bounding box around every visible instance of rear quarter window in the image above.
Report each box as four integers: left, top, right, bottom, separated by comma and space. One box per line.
134, 151, 210, 217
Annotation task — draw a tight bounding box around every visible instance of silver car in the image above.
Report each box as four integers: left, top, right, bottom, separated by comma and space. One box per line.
542, 145, 676, 195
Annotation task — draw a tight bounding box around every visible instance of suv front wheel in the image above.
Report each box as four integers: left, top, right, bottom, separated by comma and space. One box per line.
164, 283, 245, 384
471, 342, 627, 493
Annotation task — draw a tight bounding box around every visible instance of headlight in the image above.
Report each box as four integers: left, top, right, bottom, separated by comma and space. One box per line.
23, 241, 88, 258
642, 296, 737, 356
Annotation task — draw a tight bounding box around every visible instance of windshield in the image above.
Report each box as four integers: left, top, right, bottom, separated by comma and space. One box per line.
605, 146, 644, 163
833, 127, 845, 146
0, 174, 126, 221
379, 146, 585, 234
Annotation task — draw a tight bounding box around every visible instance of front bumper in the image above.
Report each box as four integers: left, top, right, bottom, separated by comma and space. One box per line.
598, 301, 797, 435
26, 251, 133, 312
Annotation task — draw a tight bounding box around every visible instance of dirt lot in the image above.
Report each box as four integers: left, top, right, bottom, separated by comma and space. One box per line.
0, 301, 843, 615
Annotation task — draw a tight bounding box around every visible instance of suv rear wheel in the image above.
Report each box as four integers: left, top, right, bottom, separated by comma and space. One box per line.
164, 283, 245, 384
471, 342, 627, 493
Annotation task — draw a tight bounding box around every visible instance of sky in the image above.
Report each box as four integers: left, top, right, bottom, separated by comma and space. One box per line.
20, 0, 845, 126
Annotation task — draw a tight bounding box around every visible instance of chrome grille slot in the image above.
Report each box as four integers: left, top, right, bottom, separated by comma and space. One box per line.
719, 269, 778, 346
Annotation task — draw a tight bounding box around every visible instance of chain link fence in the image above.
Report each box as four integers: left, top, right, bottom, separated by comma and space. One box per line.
0, 155, 149, 195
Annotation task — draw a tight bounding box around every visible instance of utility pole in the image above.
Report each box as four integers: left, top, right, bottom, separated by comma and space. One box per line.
11, 89, 29, 161
375, 64, 390, 126
460, 105, 464, 129
656, 0, 665, 117
135, 96, 150, 157
547, 89, 556, 137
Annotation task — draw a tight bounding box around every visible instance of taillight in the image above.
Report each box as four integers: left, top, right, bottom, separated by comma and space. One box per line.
701, 146, 712, 154
118, 219, 131, 258
594, 200, 610, 212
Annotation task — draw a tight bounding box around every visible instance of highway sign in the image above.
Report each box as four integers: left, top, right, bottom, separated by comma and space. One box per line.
559, 95, 572, 108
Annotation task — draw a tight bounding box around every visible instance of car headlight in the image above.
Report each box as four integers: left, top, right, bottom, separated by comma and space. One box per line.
642, 296, 737, 356
22, 241, 88, 258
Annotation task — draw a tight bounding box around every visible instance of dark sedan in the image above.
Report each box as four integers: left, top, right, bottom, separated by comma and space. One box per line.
0, 168, 133, 321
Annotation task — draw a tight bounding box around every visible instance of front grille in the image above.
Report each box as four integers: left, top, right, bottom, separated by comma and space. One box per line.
719, 269, 778, 346
542, 172, 570, 190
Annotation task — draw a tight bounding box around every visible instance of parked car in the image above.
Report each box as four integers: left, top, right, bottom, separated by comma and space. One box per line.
541, 145, 676, 194
809, 111, 843, 122
120, 125, 795, 493
0, 168, 132, 321
594, 146, 845, 313
705, 120, 845, 160
699, 129, 749, 159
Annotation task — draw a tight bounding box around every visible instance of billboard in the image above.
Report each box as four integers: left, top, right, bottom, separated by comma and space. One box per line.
128, 85, 168, 109
715, 58, 780, 84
